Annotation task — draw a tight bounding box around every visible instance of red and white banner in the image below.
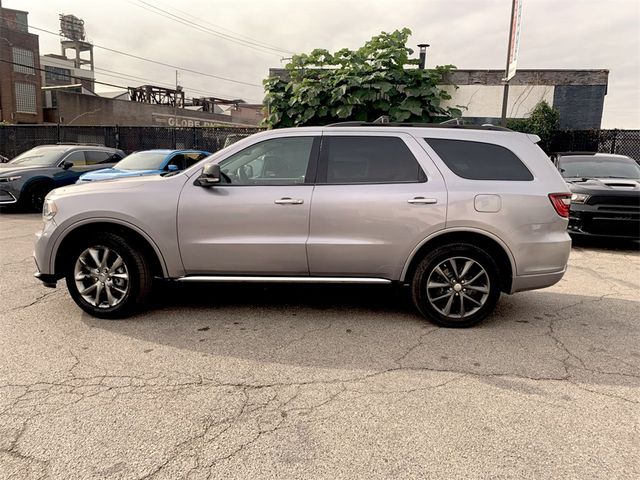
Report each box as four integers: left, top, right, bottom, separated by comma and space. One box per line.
506, 0, 524, 81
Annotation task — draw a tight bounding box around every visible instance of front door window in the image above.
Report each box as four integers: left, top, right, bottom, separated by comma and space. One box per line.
219, 137, 315, 185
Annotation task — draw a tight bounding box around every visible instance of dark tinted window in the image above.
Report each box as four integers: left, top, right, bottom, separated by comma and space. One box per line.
85, 150, 114, 165
167, 154, 186, 170
558, 156, 640, 179
185, 152, 208, 168
322, 136, 425, 184
426, 138, 533, 181
63, 150, 87, 166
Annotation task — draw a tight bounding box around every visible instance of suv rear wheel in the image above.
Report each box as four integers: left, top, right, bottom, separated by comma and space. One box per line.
65, 232, 153, 319
411, 243, 501, 328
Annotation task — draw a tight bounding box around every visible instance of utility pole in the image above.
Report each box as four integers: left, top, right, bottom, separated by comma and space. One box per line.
500, 0, 521, 126
174, 69, 178, 128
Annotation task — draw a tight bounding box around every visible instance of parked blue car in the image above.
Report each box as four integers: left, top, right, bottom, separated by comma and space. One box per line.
77, 149, 210, 183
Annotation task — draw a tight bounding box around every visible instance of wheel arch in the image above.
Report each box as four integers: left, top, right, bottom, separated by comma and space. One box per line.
52, 219, 168, 280
401, 228, 516, 293
21, 176, 55, 195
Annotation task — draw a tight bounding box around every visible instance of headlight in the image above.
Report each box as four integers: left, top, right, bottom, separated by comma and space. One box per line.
42, 199, 58, 221
0, 175, 21, 182
570, 193, 590, 204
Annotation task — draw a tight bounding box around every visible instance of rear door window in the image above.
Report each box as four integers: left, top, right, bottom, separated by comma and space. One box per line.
425, 138, 533, 181
85, 150, 114, 165
319, 136, 426, 184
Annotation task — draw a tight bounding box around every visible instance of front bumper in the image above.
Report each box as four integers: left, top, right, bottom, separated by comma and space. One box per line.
33, 219, 60, 287
568, 203, 640, 239
0, 187, 18, 204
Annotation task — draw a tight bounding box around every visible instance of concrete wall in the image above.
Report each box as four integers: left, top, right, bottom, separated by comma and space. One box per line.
441, 84, 555, 119
47, 91, 254, 126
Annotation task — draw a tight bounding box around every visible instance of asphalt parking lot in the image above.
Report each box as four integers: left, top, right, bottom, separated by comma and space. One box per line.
0, 213, 638, 479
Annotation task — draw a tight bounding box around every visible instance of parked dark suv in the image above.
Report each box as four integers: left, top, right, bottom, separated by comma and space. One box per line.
0, 145, 125, 211
552, 152, 640, 238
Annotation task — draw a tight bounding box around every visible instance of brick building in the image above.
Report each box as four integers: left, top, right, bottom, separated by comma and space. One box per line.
0, 6, 43, 123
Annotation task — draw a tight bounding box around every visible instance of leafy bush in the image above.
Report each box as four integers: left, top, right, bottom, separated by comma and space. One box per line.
507, 100, 560, 148
263, 28, 461, 128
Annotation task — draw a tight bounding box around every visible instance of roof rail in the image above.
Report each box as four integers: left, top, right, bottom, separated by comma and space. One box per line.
56, 142, 105, 147
550, 151, 599, 156
325, 121, 512, 132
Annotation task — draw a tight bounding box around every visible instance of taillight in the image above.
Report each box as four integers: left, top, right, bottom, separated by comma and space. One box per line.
549, 193, 572, 218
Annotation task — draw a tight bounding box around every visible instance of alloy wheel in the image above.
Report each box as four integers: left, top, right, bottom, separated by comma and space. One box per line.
74, 246, 130, 308
426, 256, 490, 319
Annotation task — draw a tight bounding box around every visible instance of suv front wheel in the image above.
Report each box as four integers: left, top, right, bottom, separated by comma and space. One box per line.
411, 243, 501, 328
65, 232, 153, 319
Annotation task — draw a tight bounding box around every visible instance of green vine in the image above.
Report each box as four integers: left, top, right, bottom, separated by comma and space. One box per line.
263, 28, 461, 128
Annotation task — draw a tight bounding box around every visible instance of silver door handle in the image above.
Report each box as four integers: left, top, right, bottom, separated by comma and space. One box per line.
408, 197, 438, 204
274, 197, 304, 205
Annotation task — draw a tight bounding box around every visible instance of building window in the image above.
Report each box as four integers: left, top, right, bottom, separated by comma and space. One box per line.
12, 47, 35, 75
45, 66, 72, 84
14, 12, 29, 32
15, 82, 37, 114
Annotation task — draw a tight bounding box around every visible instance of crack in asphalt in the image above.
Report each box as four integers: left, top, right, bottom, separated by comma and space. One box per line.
8, 289, 63, 312
1, 245, 639, 477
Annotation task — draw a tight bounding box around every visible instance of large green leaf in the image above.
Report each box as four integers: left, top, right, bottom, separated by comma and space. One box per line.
399, 98, 422, 116
262, 28, 459, 127
335, 104, 354, 118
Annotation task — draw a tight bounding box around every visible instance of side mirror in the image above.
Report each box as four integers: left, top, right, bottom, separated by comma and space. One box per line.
194, 163, 221, 187
166, 164, 179, 172
62, 161, 73, 170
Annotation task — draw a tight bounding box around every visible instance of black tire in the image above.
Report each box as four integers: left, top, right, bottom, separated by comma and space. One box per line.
65, 232, 153, 319
22, 181, 51, 213
410, 243, 501, 328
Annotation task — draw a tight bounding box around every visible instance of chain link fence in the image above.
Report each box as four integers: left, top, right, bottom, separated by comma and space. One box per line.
547, 129, 640, 160
0, 125, 263, 159
1, 125, 638, 161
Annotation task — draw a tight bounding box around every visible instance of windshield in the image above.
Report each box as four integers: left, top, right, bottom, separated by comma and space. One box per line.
9, 147, 67, 166
559, 156, 640, 180
115, 151, 169, 171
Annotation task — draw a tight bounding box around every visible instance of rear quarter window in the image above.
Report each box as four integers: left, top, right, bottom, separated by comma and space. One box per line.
425, 138, 533, 181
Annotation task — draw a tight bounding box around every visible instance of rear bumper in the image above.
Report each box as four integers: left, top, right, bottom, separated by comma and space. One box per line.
510, 269, 566, 294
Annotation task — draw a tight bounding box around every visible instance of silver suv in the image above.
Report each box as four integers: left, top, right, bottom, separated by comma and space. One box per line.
34, 124, 572, 327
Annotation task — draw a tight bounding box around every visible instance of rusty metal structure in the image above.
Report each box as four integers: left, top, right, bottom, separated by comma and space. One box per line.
128, 85, 185, 107
59, 14, 94, 72
191, 97, 243, 112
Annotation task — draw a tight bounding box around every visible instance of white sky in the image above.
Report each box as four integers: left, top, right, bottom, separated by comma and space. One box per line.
10, 0, 640, 128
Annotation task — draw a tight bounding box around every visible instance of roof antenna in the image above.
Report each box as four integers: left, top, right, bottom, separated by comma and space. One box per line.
373, 115, 390, 124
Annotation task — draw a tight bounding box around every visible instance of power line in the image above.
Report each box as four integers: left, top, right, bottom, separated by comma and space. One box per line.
148, 0, 295, 55
1, 58, 130, 90
93, 66, 263, 102
128, 0, 293, 57
5, 18, 263, 88
2, 59, 257, 107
